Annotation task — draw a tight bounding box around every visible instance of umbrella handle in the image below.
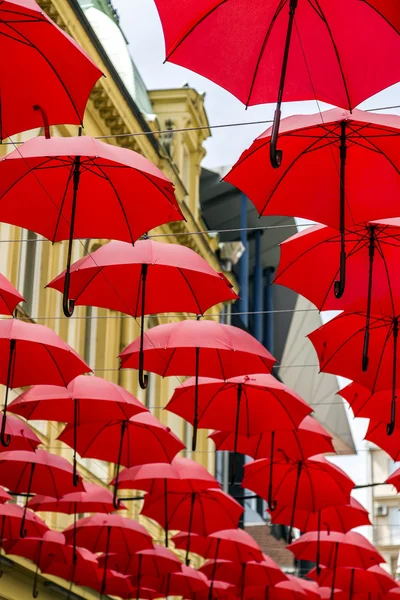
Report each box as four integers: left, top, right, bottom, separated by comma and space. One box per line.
185, 493, 196, 566
288, 460, 302, 544
362, 227, 376, 372
33, 105, 50, 139
268, 431, 277, 512
388, 318, 399, 436
62, 272, 75, 318
334, 122, 347, 299
230, 384, 243, 486
113, 421, 127, 510
73, 400, 80, 487
192, 347, 200, 452
0, 413, 10, 448
62, 155, 81, 318
20, 464, 36, 538
164, 479, 169, 548
269, 0, 298, 169
138, 265, 149, 390
1, 339, 16, 447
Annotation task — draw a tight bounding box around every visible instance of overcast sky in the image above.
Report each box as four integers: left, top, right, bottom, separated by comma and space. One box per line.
113, 0, 399, 171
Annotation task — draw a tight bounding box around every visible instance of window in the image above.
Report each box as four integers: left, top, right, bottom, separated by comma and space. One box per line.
389, 507, 400, 545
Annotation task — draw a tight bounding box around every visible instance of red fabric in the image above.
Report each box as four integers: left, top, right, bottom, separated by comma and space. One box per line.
58, 412, 185, 468
275, 220, 400, 316
154, 1, 400, 108
0, 414, 41, 453
0, 449, 84, 497
120, 320, 276, 378
225, 109, 400, 228
308, 312, 399, 392
210, 416, 333, 461
339, 383, 400, 429
166, 374, 310, 435
63, 514, 152, 554
47, 239, 238, 315
9, 375, 146, 422
27, 482, 126, 514
268, 497, 371, 534
272, 577, 308, 600
0, 136, 182, 243
365, 421, 400, 461
0, 273, 24, 315
308, 565, 397, 594
0, 1, 102, 139
89, 570, 137, 599
142, 565, 208, 598
243, 455, 354, 512
98, 545, 181, 577
172, 529, 263, 563
191, 581, 235, 600
112, 457, 217, 493
0, 504, 48, 541
199, 557, 286, 588
288, 531, 384, 568
296, 579, 320, 600
0, 320, 89, 388
41, 548, 101, 589
386, 467, 400, 491
141, 488, 243, 536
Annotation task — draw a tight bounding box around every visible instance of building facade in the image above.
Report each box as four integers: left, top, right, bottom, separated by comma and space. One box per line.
0, 1, 235, 597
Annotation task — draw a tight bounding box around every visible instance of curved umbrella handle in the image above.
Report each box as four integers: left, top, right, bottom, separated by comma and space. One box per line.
1, 339, 16, 447
268, 431, 277, 512
270, 108, 283, 169
113, 421, 127, 510
387, 397, 396, 436
388, 319, 399, 436
72, 400, 80, 487
62, 154, 81, 318
334, 249, 346, 299
138, 265, 149, 390
62, 278, 75, 318
0, 414, 10, 447
33, 105, 51, 140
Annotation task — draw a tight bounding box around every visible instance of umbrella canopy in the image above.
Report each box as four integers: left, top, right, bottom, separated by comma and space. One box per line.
268, 497, 371, 534
153, 2, 400, 120
144, 565, 208, 598
40, 547, 101, 590
58, 411, 185, 509
308, 565, 397, 595
0, 414, 41, 453
0, 273, 24, 315
200, 555, 286, 587
308, 312, 400, 434
386, 466, 400, 491
90, 569, 137, 599
243, 455, 354, 523
142, 488, 243, 565
120, 320, 276, 450
0, 135, 183, 317
47, 238, 238, 316
0, 319, 90, 447
172, 528, 263, 563
27, 482, 125, 514
9, 374, 147, 485
0, 0, 102, 139
99, 544, 182, 577
288, 531, 385, 569
339, 383, 400, 430
63, 514, 153, 595
365, 421, 400, 461
210, 416, 334, 462
273, 577, 308, 600
0, 504, 48, 544
191, 580, 235, 600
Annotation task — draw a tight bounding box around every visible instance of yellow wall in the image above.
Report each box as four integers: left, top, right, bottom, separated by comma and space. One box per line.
0, 1, 237, 597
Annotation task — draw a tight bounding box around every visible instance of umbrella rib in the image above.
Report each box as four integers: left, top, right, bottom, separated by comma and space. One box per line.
215, 349, 226, 380
301, 465, 316, 512
85, 157, 135, 245
41, 344, 70, 387
164, 0, 228, 60
196, 383, 228, 424
177, 269, 203, 315
52, 165, 74, 244
369, 321, 394, 394
266, 388, 301, 430
4, 20, 83, 123
360, 0, 400, 35
70, 266, 105, 305
311, 0, 352, 109
0, 157, 57, 202
161, 348, 177, 378
245, 0, 287, 107
350, 131, 400, 175
374, 239, 395, 316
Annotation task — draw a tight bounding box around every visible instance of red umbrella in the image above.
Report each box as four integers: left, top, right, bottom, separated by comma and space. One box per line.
99, 544, 181, 577
144, 564, 208, 599
297, 579, 320, 600
386, 466, 400, 491
9, 374, 147, 485
0, 273, 24, 315
365, 421, 400, 461
40, 547, 101, 592
268, 497, 371, 535
141, 488, 244, 565
226, 109, 400, 298
3, 530, 89, 598
167, 373, 311, 479
0, 0, 102, 139
58, 412, 185, 509
110, 457, 217, 547
0, 487, 11, 503
308, 565, 397, 597
339, 383, 400, 430
172, 528, 263, 563
154, 1, 400, 166
63, 514, 153, 596
274, 220, 400, 372
86, 568, 137, 600
273, 577, 308, 600
0, 449, 84, 537
200, 556, 286, 588
210, 415, 333, 464
27, 481, 126, 564
191, 580, 235, 600
0, 319, 89, 447
0, 504, 48, 549
47, 239, 238, 386
243, 455, 354, 540
308, 312, 400, 434
0, 414, 41, 453
120, 319, 276, 449
0, 135, 183, 316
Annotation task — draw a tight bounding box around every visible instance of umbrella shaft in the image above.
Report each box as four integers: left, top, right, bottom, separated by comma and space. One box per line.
185, 493, 196, 566
268, 431, 276, 511
231, 384, 243, 486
